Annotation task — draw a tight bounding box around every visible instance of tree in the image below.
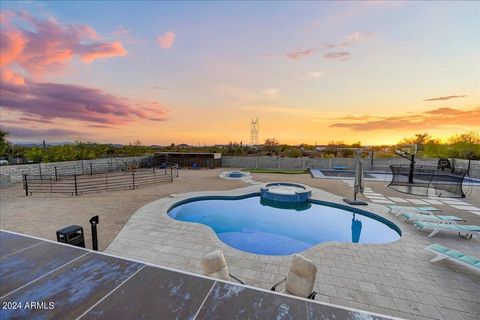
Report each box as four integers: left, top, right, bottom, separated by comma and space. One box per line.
400, 133, 433, 151
328, 141, 345, 147
0, 130, 11, 156
264, 138, 279, 153
449, 131, 480, 145
25, 148, 45, 162
448, 131, 480, 159
284, 147, 302, 158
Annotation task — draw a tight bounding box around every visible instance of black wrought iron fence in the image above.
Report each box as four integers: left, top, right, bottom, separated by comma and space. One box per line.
29, 156, 178, 179
23, 166, 177, 196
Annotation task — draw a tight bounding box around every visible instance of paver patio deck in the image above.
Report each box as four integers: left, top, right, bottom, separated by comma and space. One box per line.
106, 182, 480, 320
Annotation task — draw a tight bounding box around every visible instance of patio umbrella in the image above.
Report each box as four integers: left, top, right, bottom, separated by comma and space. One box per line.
353, 159, 364, 201
343, 158, 368, 205
351, 213, 363, 243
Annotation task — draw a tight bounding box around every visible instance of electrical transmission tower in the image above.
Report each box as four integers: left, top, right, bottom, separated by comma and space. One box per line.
250, 117, 259, 146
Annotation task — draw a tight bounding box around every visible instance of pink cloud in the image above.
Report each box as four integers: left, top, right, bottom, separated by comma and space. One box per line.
286, 49, 314, 60
80, 41, 127, 63
0, 10, 167, 127
157, 31, 175, 49
0, 10, 127, 78
330, 107, 480, 131
323, 52, 351, 61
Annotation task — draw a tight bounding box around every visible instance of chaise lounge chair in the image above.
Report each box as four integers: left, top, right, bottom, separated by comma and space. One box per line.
414, 221, 480, 239
271, 254, 317, 300
400, 212, 464, 224
386, 205, 441, 214
201, 250, 245, 284
425, 244, 480, 272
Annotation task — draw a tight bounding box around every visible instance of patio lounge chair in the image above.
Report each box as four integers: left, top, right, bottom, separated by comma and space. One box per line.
201, 250, 245, 284
386, 205, 441, 214
414, 221, 480, 239
400, 212, 465, 224
425, 244, 480, 272
271, 254, 317, 300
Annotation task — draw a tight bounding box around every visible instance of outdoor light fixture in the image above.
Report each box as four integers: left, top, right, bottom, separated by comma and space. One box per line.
89, 215, 99, 251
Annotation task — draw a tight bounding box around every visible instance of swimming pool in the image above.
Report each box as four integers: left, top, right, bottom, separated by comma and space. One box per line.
168, 195, 401, 255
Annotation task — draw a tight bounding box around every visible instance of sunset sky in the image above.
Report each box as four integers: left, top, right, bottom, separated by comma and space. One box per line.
1, 1, 479, 146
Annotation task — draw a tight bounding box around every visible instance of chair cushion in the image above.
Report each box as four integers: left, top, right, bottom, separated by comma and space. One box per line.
458, 255, 480, 266
285, 254, 317, 298
401, 213, 421, 219
389, 205, 439, 212
457, 225, 480, 231
429, 244, 449, 253
444, 249, 465, 259
429, 244, 463, 258
438, 215, 462, 221
416, 222, 459, 230
201, 250, 230, 281
208, 269, 230, 281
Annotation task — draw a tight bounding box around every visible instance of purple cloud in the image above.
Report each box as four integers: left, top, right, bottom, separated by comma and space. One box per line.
324, 52, 351, 61
86, 124, 117, 129
18, 117, 54, 124
286, 49, 315, 60
0, 80, 168, 124
423, 95, 467, 102
1, 125, 83, 139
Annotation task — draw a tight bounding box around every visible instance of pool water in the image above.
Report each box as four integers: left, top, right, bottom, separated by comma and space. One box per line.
168, 196, 401, 255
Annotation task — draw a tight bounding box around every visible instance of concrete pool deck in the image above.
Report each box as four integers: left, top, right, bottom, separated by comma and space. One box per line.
106, 183, 480, 320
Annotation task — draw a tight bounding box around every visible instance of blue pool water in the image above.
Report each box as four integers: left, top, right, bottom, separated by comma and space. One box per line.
168, 196, 401, 255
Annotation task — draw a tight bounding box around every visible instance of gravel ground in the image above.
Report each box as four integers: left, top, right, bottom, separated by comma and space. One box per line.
0, 169, 244, 251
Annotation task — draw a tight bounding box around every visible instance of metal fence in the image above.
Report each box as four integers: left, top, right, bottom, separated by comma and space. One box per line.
23, 166, 178, 196
388, 165, 467, 198
28, 156, 173, 180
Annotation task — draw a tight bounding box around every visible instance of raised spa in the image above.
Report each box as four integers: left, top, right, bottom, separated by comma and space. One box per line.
228, 171, 247, 178
260, 182, 311, 203
168, 195, 401, 256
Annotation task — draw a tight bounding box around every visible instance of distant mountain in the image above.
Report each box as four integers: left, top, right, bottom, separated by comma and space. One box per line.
13, 141, 75, 147
12, 141, 128, 147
